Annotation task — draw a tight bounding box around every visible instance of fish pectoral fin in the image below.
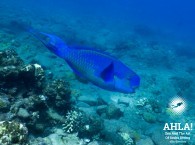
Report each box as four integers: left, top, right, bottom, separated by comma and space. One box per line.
100, 62, 114, 82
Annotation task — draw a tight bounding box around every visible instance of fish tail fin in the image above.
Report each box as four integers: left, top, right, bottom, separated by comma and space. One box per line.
27, 28, 53, 49
9, 20, 50, 48
10, 20, 32, 32
28, 29, 70, 58
27, 29, 46, 44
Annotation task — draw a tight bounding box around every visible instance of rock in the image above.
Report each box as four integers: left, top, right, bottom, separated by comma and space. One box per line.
149, 99, 162, 113
88, 141, 99, 145
44, 133, 81, 145
102, 129, 134, 145
144, 104, 153, 112
157, 114, 169, 123
20, 63, 45, 88
28, 137, 47, 145
78, 107, 97, 115
78, 95, 98, 106
0, 95, 10, 111
35, 123, 45, 133
107, 94, 134, 107
78, 114, 104, 138
47, 108, 65, 123
152, 130, 170, 145
76, 101, 91, 108
0, 66, 20, 81
102, 130, 128, 145
105, 104, 123, 119
96, 105, 107, 116
17, 108, 30, 119
0, 49, 47, 95
135, 97, 149, 108
118, 96, 134, 106
143, 112, 157, 123
104, 119, 124, 133
43, 129, 83, 145
43, 79, 72, 112
0, 49, 23, 67
137, 138, 154, 145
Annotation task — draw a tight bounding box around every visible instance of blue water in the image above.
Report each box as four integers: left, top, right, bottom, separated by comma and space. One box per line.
1, 0, 195, 42
0, 0, 195, 144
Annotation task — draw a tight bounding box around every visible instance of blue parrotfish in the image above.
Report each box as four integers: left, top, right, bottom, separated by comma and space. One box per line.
29, 29, 140, 93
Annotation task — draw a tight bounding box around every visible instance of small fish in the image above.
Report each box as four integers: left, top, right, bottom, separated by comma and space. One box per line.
29, 29, 140, 93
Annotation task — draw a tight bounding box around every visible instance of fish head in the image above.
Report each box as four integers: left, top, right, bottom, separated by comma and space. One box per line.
114, 74, 140, 93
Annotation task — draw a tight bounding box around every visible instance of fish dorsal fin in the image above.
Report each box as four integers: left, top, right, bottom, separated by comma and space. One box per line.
69, 45, 92, 50
100, 62, 114, 82
69, 45, 112, 57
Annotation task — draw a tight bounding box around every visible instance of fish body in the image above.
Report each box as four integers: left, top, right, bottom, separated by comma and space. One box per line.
30, 30, 140, 93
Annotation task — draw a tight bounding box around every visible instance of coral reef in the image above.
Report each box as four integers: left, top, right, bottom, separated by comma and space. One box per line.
0, 48, 106, 144
0, 121, 28, 145
0, 49, 73, 141
0, 49, 45, 95
0, 49, 23, 67
20, 63, 45, 89
135, 97, 164, 123
62, 110, 83, 133
43, 79, 72, 110
78, 113, 104, 139
62, 109, 104, 139
105, 104, 123, 119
